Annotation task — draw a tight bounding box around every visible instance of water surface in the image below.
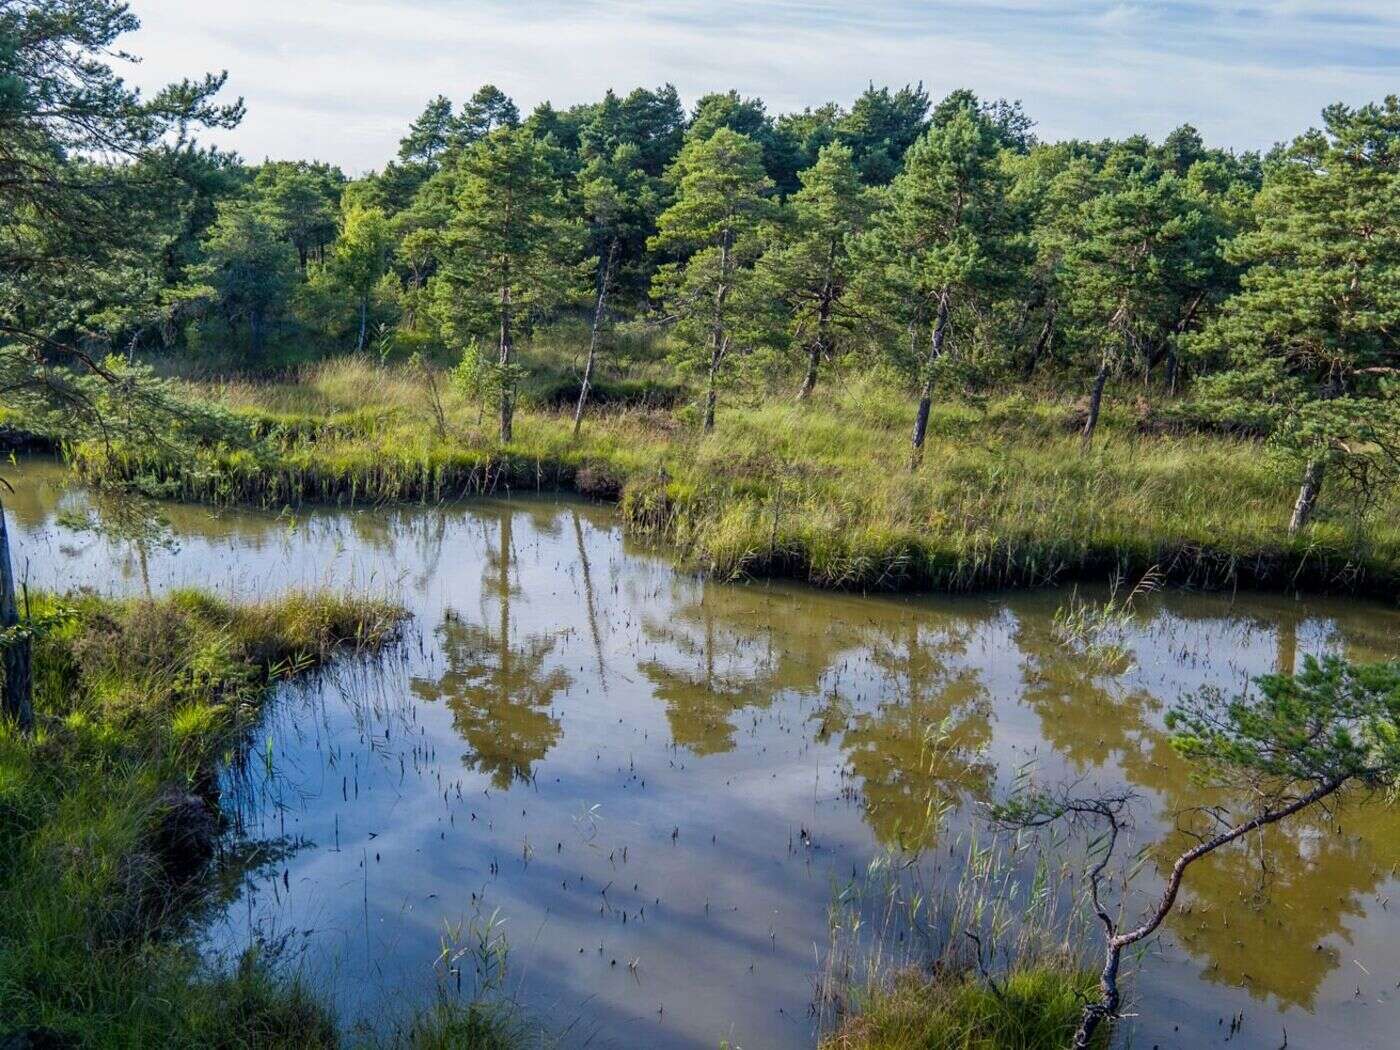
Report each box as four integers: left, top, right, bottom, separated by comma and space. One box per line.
8, 459, 1400, 1049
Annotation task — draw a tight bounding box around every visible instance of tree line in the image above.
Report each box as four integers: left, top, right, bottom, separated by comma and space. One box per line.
4, 2, 1398, 544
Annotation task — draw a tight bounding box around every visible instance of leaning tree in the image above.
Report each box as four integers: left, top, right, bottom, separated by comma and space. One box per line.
1193, 98, 1400, 534
994, 655, 1400, 1048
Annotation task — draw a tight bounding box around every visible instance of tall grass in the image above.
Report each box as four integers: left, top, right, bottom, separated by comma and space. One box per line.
817, 834, 1107, 1050
0, 589, 406, 1047
68, 355, 1400, 598
815, 722, 1108, 1050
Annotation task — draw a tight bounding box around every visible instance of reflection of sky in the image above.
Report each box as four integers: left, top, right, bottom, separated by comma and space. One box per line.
9, 458, 1400, 1050
118, 0, 1400, 171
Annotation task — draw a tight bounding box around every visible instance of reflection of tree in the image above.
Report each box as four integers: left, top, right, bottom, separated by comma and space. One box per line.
843, 669, 993, 850
1014, 602, 1400, 1010
637, 586, 890, 755
1014, 616, 1170, 783
638, 601, 771, 755
56, 488, 177, 595
1159, 802, 1400, 1009
410, 514, 569, 788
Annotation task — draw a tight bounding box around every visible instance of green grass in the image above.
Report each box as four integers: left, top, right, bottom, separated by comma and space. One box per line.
70, 354, 1399, 599
822, 967, 1105, 1050
0, 587, 540, 1047
817, 829, 1111, 1050
0, 588, 412, 1047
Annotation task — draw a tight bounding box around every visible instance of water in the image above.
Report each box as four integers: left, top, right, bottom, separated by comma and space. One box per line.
7, 458, 1400, 1049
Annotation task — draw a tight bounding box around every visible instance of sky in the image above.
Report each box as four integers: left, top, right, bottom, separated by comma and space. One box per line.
123, 1, 1400, 173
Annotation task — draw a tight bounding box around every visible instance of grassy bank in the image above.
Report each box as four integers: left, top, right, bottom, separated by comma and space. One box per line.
68, 356, 1400, 599
0, 587, 440, 1048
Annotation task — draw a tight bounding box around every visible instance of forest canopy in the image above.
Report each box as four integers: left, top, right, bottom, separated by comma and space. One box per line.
1, 0, 1397, 539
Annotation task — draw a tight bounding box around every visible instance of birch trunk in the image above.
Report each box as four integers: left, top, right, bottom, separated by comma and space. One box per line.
574, 239, 617, 437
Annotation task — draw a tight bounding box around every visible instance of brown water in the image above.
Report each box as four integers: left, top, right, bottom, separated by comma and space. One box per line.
8, 458, 1400, 1049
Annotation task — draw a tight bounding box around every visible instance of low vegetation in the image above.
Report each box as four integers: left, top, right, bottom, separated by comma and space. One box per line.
818, 834, 1107, 1050
0, 589, 412, 1046
66, 353, 1400, 599
823, 968, 1103, 1050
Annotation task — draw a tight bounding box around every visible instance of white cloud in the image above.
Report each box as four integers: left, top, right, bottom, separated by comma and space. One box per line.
121, 0, 1400, 172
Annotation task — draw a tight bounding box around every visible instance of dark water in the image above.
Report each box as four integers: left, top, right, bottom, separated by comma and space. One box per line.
7, 459, 1400, 1049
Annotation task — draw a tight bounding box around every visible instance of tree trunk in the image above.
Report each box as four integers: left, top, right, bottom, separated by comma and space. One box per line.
798, 253, 837, 402
574, 239, 617, 438
356, 297, 368, 353
498, 284, 514, 444
1288, 458, 1325, 536
1081, 358, 1110, 449
797, 328, 822, 402
704, 338, 725, 434
1023, 306, 1055, 380
798, 290, 831, 401
0, 497, 33, 732
910, 287, 950, 463
704, 231, 734, 435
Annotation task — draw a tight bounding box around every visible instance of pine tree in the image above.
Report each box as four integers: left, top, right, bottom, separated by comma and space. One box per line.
752, 143, 872, 400
851, 104, 1027, 459
399, 95, 456, 165
650, 129, 775, 432
1194, 98, 1400, 533
433, 127, 583, 442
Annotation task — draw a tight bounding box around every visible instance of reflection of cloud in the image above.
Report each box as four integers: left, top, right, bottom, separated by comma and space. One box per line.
124, 0, 1399, 171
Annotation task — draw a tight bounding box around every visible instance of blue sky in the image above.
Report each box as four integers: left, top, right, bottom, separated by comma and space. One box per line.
125, 1, 1399, 172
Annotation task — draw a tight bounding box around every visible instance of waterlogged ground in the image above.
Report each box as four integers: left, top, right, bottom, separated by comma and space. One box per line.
7, 457, 1400, 1049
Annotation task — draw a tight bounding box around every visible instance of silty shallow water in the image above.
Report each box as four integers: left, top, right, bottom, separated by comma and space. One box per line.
6, 458, 1400, 1049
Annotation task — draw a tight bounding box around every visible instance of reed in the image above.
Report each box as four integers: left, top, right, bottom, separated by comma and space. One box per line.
816, 832, 1108, 1050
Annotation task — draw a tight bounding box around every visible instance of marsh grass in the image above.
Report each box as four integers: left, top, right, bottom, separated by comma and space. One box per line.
0, 588, 407, 1047
818, 835, 1108, 1050
67, 355, 1400, 597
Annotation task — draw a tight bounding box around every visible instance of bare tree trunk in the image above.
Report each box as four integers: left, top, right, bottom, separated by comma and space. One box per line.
356, 297, 368, 353
704, 231, 734, 435
798, 252, 837, 402
574, 239, 617, 438
1022, 305, 1055, 380
703, 337, 726, 434
1073, 775, 1346, 1049
1081, 358, 1110, 449
0, 497, 32, 732
1288, 458, 1325, 536
910, 287, 950, 464
498, 284, 514, 443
